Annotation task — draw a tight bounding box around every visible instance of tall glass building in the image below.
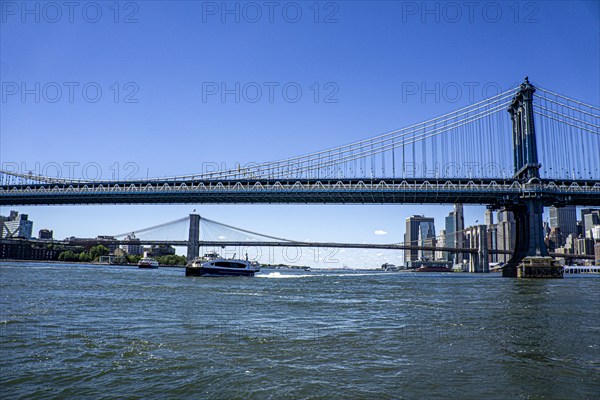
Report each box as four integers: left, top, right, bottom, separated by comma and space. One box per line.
404, 215, 435, 263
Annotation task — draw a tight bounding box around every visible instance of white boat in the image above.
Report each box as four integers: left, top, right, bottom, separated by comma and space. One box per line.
138, 257, 159, 269
186, 254, 260, 277
563, 265, 600, 274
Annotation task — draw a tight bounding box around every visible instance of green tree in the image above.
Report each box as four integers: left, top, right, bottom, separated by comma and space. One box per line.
157, 255, 187, 266
78, 252, 93, 262
126, 255, 142, 264
58, 250, 76, 261
89, 245, 110, 261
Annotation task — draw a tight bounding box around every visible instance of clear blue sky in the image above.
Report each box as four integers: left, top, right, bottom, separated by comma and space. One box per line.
1, 1, 599, 267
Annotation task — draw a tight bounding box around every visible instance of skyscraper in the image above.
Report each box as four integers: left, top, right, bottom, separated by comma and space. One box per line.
404, 215, 435, 263
582, 209, 600, 239
549, 205, 577, 245
436, 229, 447, 261
497, 210, 516, 264
580, 208, 600, 237
444, 204, 465, 263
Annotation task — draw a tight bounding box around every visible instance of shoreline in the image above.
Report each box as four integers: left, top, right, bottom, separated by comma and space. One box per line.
0, 259, 185, 268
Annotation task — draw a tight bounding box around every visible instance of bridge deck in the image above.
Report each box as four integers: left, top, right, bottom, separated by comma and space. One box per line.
1, 178, 599, 206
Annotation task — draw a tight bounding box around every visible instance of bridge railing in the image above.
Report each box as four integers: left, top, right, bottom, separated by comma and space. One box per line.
2, 179, 599, 197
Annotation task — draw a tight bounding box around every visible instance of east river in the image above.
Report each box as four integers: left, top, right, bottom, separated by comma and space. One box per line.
1, 262, 598, 399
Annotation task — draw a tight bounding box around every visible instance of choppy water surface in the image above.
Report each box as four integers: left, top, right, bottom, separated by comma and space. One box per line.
1, 262, 599, 399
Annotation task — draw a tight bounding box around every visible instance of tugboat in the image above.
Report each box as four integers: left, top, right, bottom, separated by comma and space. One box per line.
138, 257, 159, 269
186, 253, 260, 277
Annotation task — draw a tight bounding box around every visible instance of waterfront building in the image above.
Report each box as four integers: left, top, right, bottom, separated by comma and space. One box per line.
595, 243, 600, 266
97, 235, 118, 253
1, 212, 33, 239
0, 220, 8, 237
564, 234, 577, 255
0, 239, 60, 260
590, 225, 600, 240
147, 244, 176, 257
404, 215, 435, 262
576, 237, 595, 256
38, 229, 53, 240
549, 205, 577, 246
584, 212, 600, 239
113, 248, 127, 257
577, 220, 584, 237
121, 233, 143, 255
546, 227, 563, 252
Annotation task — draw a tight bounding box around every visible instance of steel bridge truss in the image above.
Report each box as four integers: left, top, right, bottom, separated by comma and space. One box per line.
1, 178, 599, 206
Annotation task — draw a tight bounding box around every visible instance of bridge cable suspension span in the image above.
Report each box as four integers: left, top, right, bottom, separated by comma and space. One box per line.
0, 86, 518, 184
200, 217, 296, 243
113, 216, 190, 238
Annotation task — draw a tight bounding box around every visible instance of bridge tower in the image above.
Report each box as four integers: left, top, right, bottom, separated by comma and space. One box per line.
187, 214, 200, 261
509, 77, 541, 181
502, 78, 559, 278
468, 225, 489, 273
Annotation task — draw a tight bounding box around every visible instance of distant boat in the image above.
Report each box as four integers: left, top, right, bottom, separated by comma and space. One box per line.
186, 254, 260, 277
138, 257, 159, 269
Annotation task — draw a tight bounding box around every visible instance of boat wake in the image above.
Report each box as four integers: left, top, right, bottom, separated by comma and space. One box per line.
256, 271, 386, 279
256, 272, 314, 279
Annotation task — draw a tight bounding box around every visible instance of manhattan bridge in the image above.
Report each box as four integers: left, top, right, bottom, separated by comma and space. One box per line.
1, 78, 599, 276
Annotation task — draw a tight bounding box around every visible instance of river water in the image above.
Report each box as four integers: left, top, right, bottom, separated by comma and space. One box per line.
1, 262, 598, 399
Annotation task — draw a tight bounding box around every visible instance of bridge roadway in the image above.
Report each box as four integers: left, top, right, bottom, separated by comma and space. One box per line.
1, 177, 599, 206
22, 238, 593, 260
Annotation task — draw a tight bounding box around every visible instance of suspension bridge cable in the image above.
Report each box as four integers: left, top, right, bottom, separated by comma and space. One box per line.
536, 87, 600, 111
275, 103, 511, 176
113, 216, 190, 238
8, 84, 600, 184
532, 111, 600, 135
206, 93, 514, 180
534, 105, 600, 129
1, 89, 516, 184
242, 88, 518, 168
1, 101, 511, 184
205, 103, 510, 181
536, 95, 600, 118
201, 217, 296, 243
